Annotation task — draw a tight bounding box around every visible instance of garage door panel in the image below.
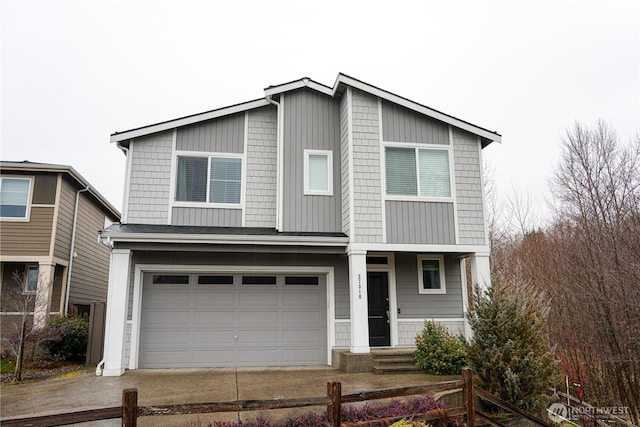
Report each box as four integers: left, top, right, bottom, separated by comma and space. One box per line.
139, 272, 327, 368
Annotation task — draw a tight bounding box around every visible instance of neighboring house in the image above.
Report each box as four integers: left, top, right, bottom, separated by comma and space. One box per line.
0, 161, 121, 346
100, 74, 500, 376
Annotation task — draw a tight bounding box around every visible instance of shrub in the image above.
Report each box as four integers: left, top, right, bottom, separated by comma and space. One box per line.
42, 316, 88, 361
466, 281, 559, 411
415, 321, 467, 375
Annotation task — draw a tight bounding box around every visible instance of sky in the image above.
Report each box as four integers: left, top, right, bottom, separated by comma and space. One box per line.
2, 0, 639, 226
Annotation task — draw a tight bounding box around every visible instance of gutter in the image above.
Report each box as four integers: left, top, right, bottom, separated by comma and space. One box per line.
64, 186, 90, 314
265, 94, 284, 232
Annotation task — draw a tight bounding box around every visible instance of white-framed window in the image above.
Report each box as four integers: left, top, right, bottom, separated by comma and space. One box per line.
417, 255, 446, 294
25, 265, 39, 293
0, 177, 32, 220
175, 154, 242, 206
304, 149, 333, 196
385, 145, 451, 199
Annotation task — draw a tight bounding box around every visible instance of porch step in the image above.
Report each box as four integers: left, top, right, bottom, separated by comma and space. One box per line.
371, 348, 422, 374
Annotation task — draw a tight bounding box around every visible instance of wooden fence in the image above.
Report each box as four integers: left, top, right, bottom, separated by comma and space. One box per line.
0, 368, 553, 427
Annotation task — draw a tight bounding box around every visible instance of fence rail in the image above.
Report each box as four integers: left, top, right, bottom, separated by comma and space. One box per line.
0, 368, 551, 427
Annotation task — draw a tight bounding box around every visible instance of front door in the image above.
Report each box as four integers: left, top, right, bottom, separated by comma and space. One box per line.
367, 271, 390, 347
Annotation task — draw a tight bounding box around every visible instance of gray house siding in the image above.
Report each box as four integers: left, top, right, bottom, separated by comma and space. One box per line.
340, 93, 350, 235
171, 207, 241, 227
245, 106, 277, 228
453, 128, 486, 245
282, 89, 341, 233
395, 253, 463, 318
176, 113, 244, 153
382, 101, 449, 145
385, 201, 456, 244
351, 89, 383, 243
127, 131, 172, 225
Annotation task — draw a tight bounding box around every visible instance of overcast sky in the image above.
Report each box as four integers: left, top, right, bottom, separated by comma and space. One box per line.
2, 0, 638, 225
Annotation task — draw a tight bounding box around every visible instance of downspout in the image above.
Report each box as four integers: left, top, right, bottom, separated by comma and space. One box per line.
64, 186, 90, 314
266, 94, 283, 232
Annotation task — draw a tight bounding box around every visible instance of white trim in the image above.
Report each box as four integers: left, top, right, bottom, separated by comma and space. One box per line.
334, 318, 350, 323
264, 78, 334, 97
110, 99, 271, 143
130, 264, 336, 369
303, 149, 333, 196
348, 242, 489, 254
277, 94, 285, 231
346, 88, 356, 241
417, 255, 446, 295
449, 126, 460, 244
334, 74, 501, 144
397, 317, 466, 323
242, 112, 249, 226
0, 175, 33, 222
167, 130, 177, 225
101, 231, 349, 246
378, 99, 387, 243
0, 255, 67, 265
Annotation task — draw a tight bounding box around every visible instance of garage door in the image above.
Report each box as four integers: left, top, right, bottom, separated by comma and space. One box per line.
138, 272, 327, 368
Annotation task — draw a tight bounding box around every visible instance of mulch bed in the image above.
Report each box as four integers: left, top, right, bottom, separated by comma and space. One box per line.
1, 359, 88, 384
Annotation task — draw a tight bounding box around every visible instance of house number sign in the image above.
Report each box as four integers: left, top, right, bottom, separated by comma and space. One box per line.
358, 274, 362, 299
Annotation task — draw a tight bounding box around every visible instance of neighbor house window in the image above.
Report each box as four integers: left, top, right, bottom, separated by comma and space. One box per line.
175, 155, 242, 205
0, 177, 31, 219
385, 147, 451, 198
417, 255, 446, 294
25, 265, 39, 293
304, 150, 333, 196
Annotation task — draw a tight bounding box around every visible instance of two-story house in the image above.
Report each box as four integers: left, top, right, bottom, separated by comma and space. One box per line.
100, 74, 500, 376
1, 161, 121, 358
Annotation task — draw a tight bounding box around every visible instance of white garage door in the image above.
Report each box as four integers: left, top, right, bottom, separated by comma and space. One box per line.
138, 272, 327, 368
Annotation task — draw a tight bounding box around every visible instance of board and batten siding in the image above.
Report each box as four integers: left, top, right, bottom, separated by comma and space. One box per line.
282, 89, 342, 233
171, 207, 241, 227
127, 131, 173, 224
176, 113, 244, 153
67, 193, 111, 304
245, 106, 277, 228
385, 201, 456, 244
453, 128, 486, 245
394, 252, 463, 318
382, 101, 449, 145
351, 89, 383, 243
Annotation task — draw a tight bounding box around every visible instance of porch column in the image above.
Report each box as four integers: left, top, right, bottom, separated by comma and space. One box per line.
102, 249, 131, 376
33, 262, 56, 329
348, 249, 369, 353
469, 253, 491, 293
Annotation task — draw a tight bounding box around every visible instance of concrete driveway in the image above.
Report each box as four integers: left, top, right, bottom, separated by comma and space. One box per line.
1, 367, 454, 426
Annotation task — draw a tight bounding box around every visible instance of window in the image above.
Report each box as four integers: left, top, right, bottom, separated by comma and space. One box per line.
304, 150, 333, 195
0, 177, 31, 219
285, 276, 319, 286
152, 274, 190, 284
242, 276, 277, 285
198, 275, 234, 285
25, 265, 39, 293
385, 147, 451, 198
417, 256, 446, 294
176, 155, 242, 205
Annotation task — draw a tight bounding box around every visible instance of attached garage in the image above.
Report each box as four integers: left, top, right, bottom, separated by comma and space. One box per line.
137, 271, 327, 368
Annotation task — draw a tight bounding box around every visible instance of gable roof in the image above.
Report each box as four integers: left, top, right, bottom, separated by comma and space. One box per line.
110, 73, 501, 146
0, 160, 121, 220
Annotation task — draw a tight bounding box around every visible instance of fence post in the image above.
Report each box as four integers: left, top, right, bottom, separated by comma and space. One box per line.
462, 368, 475, 427
327, 381, 342, 427
122, 388, 138, 427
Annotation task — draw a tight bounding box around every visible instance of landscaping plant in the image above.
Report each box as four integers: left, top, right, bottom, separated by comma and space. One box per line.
414, 320, 466, 375
42, 315, 89, 361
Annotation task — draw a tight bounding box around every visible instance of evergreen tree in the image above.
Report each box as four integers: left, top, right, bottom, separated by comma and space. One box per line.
466, 278, 558, 411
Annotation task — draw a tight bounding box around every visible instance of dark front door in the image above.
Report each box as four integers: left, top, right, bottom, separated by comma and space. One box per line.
367, 271, 390, 347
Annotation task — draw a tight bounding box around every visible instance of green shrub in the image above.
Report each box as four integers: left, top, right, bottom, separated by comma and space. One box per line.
414, 320, 466, 375
43, 316, 88, 362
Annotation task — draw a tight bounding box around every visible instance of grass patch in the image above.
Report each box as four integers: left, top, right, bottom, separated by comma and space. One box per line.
0, 357, 16, 374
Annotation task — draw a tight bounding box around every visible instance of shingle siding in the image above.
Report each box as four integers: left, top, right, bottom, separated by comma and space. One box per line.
351, 89, 383, 243
245, 106, 277, 228
453, 128, 486, 245
127, 131, 173, 224
340, 93, 350, 235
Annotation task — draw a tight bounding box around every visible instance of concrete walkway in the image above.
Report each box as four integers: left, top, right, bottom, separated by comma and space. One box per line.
1, 367, 454, 426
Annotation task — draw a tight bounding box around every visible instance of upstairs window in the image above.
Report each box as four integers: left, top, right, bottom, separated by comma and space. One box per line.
0, 177, 31, 219
304, 150, 333, 196
176, 155, 242, 205
385, 147, 451, 199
